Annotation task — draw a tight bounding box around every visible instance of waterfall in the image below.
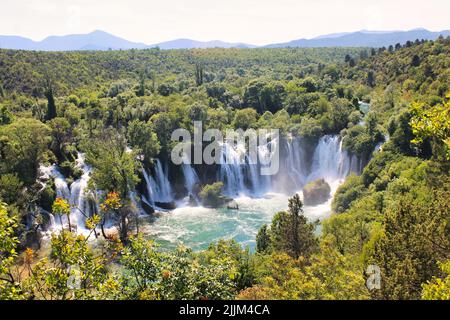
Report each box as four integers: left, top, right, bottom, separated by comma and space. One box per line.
256, 138, 276, 194
38, 153, 92, 233
307, 136, 351, 184
143, 159, 173, 204
182, 163, 199, 195
284, 137, 308, 189
68, 153, 92, 232
39, 164, 70, 199
219, 142, 247, 196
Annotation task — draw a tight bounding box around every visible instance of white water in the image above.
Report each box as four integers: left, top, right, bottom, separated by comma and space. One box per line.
219, 141, 247, 196
39, 134, 363, 249
182, 163, 199, 196
217, 135, 359, 197
143, 159, 173, 204
68, 153, 92, 232
144, 135, 363, 251
38, 153, 92, 233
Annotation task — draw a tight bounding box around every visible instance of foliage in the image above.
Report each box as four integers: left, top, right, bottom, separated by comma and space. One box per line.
0, 118, 51, 185
0, 202, 23, 299
199, 182, 226, 208
238, 241, 369, 300
369, 187, 449, 300
410, 101, 450, 160
422, 260, 450, 300
262, 194, 318, 259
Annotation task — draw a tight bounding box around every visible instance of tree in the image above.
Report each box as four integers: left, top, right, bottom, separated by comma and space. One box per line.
0, 105, 13, 125
121, 236, 236, 300
0, 174, 23, 205
233, 108, 258, 130
329, 98, 354, 132
100, 190, 133, 242
256, 224, 270, 253
44, 78, 57, 121
422, 260, 450, 300
0, 118, 51, 185
48, 117, 72, 160
150, 112, 177, 150
410, 101, 450, 160
195, 63, 204, 86
24, 230, 117, 300
411, 54, 421, 67
370, 189, 450, 300
199, 182, 225, 208
52, 198, 71, 231
0, 202, 23, 299
84, 129, 139, 198
188, 102, 208, 122
127, 119, 161, 163
238, 242, 369, 300
367, 71, 375, 87
270, 194, 318, 259
243, 80, 284, 114
137, 71, 146, 96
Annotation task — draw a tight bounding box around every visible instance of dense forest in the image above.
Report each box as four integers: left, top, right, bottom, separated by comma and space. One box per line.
0, 37, 449, 300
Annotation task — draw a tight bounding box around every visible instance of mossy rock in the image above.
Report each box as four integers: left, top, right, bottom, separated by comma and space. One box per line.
199, 182, 231, 208
303, 179, 331, 206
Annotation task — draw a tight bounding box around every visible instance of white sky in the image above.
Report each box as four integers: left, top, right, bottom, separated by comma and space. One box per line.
2, 0, 450, 45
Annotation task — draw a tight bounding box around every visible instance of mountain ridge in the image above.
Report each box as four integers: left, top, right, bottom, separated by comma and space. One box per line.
0, 29, 448, 51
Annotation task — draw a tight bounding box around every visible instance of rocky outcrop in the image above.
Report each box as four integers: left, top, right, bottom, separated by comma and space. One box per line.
226, 200, 239, 210
155, 201, 176, 210
303, 179, 331, 206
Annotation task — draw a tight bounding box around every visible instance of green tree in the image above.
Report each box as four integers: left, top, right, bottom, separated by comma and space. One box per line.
410, 101, 450, 160
256, 224, 270, 253
370, 189, 450, 300
0, 118, 51, 185
127, 119, 161, 163
233, 108, 258, 130
84, 129, 139, 198
44, 78, 57, 121
199, 182, 225, 208
422, 260, 450, 300
270, 194, 318, 259
24, 230, 117, 300
367, 71, 375, 87
0, 202, 23, 299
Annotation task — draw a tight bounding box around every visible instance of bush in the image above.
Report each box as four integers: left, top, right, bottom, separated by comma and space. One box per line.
332, 174, 365, 213
199, 182, 228, 208
303, 179, 331, 206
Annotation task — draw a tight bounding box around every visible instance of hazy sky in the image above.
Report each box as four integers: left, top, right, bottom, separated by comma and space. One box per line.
2, 0, 450, 45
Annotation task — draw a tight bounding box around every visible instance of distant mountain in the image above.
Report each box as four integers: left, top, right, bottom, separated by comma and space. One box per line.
148, 38, 256, 49
0, 29, 448, 51
266, 29, 450, 48
0, 30, 147, 51
0, 35, 37, 50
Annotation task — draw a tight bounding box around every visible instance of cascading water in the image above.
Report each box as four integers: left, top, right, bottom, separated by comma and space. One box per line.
136, 134, 373, 251
143, 159, 173, 205
68, 153, 92, 232
39, 165, 70, 199
283, 137, 308, 189
307, 135, 351, 184
38, 153, 93, 233
182, 162, 199, 196
219, 141, 247, 196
